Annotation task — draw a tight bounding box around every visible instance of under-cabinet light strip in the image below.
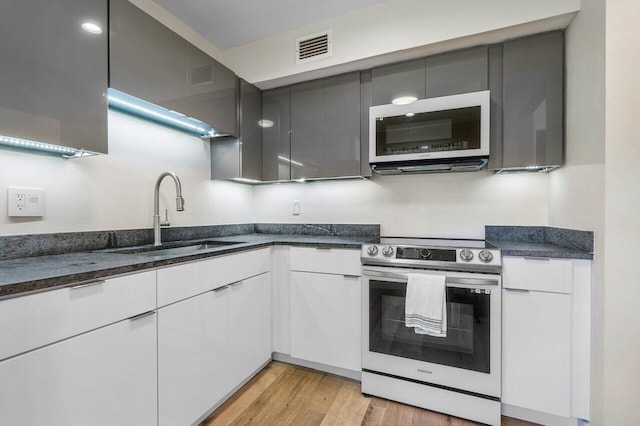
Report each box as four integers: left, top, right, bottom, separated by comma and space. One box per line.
107, 88, 222, 138
0, 135, 91, 158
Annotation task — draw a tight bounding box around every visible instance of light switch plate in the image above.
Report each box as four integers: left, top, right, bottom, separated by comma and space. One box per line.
8, 187, 45, 217
293, 200, 301, 216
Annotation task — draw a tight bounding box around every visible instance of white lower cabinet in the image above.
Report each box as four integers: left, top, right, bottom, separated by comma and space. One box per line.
0, 312, 158, 426
501, 256, 592, 424
158, 271, 271, 426
290, 271, 361, 371
228, 272, 272, 386
158, 286, 230, 426
502, 288, 571, 417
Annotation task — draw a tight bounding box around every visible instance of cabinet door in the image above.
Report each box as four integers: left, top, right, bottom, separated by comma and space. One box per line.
425, 46, 488, 98
0, 313, 157, 426
290, 79, 324, 178
291, 73, 361, 179
186, 44, 239, 136
110, 0, 187, 114
501, 31, 564, 169
502, 289, 571, 417
158, 288, 230, 426
371, 58, 426, 106
262, 87, 291, 181
290, 271, 361, 371
322, 73, 362, 177
229, 272, 272, 387
239, 79, 263, 179
0, 0, 108, 153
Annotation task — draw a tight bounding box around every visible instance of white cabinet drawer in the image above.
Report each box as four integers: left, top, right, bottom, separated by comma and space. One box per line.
502, 256, 572, 294
0, 312, 157, 426
157, 248, 271, 306
290, 247, 361, 276
0, 270, 156, 361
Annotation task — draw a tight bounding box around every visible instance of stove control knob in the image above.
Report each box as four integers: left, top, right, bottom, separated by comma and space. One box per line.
460, 249, 474, 262
367, 245, 379, 256
479, 250, 494, 263
382, 246, 394, 257
419, 249, 432, 259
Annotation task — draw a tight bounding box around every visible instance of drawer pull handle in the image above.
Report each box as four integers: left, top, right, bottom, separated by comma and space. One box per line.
504, 288, 530, 293
212, 285, 230, 293
315, 247, 332, 251
70, 280, 106, 290
523, 257, 550, 261
229, 280, 244, 288
343, 275, 360, 279
129, 310, 156, 321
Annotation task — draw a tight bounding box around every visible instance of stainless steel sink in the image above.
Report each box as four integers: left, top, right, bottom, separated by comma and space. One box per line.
105, 240, 241, 256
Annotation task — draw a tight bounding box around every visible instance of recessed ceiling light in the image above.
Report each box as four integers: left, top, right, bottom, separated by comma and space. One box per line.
81, 22, 103, 35
392, 96, 418, 105
258, 119, 274, 128
405, 112, 415, 117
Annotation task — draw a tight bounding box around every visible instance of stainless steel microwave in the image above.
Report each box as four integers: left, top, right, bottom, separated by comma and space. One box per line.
369, 91, 490, 174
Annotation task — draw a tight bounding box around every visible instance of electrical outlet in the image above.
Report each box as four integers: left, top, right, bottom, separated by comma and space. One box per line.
8, 187, 44, 217
293, 200, 301, 216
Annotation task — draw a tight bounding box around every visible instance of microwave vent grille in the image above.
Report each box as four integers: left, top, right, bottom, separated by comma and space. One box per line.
296, 30, 332, 64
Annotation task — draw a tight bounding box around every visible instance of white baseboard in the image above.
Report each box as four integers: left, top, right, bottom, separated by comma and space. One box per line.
502, 403, 584, 426
272, 352, 362, 381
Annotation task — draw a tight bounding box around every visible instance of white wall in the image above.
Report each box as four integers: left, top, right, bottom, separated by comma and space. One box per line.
0, 111, 253, 236
548, 0, 606, 423
253, 172, 549, 238
221, 0, 579, 88
603, 0, 640, 424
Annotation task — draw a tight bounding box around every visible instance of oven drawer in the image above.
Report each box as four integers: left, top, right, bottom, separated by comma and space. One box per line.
502, 256, 572, 294
290, 247, 361, 276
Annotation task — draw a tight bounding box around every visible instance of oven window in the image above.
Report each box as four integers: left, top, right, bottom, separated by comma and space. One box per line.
369, 279, 490, 373
375, 106, 481, 157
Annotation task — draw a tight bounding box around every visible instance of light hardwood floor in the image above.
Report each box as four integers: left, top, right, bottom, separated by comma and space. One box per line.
200, 361, 539, 426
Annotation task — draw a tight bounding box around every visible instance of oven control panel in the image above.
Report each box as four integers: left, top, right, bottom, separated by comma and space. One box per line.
361, 243, 501, 272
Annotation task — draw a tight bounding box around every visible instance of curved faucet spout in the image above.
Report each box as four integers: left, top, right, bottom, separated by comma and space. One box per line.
153, 172, 185, 246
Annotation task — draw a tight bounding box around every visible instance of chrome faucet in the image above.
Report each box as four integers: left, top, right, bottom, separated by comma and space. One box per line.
153, 172, 185, 246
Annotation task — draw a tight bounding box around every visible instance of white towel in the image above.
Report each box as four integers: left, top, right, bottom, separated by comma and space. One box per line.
405, 273, 447, 338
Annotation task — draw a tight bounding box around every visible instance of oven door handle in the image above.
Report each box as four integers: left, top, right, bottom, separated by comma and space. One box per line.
362, 268, 500, 286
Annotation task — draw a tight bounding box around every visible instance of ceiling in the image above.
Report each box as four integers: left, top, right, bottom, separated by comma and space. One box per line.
153, 0, 389, 49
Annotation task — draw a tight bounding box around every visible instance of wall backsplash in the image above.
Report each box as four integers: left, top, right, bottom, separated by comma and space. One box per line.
252, 171, 549, 238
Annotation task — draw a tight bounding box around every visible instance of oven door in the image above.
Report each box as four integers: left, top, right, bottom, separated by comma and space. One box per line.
362, 266, 501, 398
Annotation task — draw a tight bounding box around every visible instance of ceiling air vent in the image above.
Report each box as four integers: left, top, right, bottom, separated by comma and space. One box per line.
296, 30, 332, 65
190, 64, 213, 85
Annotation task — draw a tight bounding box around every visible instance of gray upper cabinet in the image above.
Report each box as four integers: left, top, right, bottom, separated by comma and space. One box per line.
110, 0, 238, 136
290, 73, 361, 179
110, 0, 187, 114
210, 80, 261, 180
0, 0, 108, 153
262, 87, 291, 181
371, 59, 426, 106
185, 45, 239, 136
491, 31, 564, 170
425, 46, 489, 98
238, 80, 262, 180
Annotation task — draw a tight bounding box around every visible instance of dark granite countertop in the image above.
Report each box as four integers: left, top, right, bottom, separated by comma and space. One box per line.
0, 232, 378, 300
487, 240, 593, 259
486, 225, 594, 260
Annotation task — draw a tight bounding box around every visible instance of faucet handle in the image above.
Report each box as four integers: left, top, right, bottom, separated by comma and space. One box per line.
160, 209, 171, 227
